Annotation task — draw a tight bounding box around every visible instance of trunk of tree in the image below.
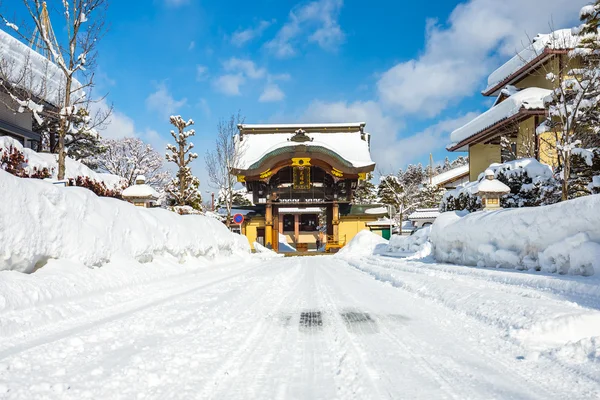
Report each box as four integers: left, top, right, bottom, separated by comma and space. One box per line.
57, 78, 72, 180
178, 142, 185, 206
562, 151, 570, 201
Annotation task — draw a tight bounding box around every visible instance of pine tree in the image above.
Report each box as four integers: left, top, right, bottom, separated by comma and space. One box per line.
418, 183, 445, 208
352, 173, 377, 204
165, 115, 202, 210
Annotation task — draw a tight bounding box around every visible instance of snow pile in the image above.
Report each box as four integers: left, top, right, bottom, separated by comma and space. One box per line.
387, 227, 432, 258
0, 136, 125, 189
431, 195, 600, 276
278, 233, 297, 252
336, 230, 388, 258
0, 169, 250, 273
253, 242, 283, 258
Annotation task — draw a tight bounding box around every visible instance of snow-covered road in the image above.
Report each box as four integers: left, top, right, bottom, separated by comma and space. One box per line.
1, 255, 599, 399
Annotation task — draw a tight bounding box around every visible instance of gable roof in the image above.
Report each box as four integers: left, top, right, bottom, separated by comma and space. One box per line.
430, 165, 469, 186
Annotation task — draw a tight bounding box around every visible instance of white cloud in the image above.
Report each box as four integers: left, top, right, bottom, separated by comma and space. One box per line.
213, 74, 245, 96
145, 83, 187, 117
197, 98, 211, 117
223, 57, 266, 79
231, 20, 275, 47
377, 0, 587, 117
214, 58, 288, 97
188, 41, 195, 50
265, 0, 344, 58
196, 65, 208, 81
259, 83, 285, 102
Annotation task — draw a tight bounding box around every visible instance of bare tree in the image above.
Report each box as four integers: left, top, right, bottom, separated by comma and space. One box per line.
0, 0, 111, 179
205, 112, 245, 227
94, 137, 171, 189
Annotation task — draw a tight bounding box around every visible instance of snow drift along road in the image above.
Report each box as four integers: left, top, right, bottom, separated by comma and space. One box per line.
0, 170, 249, 273
431, 196, 600, 275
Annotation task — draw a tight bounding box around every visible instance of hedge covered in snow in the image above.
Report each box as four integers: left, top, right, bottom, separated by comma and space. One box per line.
0, 170, 249, 273
431, 195, 600, 276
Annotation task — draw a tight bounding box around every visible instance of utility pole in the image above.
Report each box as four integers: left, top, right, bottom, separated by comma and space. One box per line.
211, 192, 215, 212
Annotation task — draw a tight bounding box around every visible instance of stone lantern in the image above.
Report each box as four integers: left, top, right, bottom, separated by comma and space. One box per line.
122, 175, 159, 208
473, 170, 510, 210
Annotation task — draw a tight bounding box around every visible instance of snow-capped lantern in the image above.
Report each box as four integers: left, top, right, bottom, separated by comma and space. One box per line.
473, 170, 510, 210
122, 175, 159, 208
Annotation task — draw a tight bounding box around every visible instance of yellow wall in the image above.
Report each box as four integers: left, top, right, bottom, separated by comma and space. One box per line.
517, 117, 537, 158
469, 143, 501, 181
243, 217, 265, 250
338, 216, 379, 245
515, 58, 557, 91
539, 131, 560, 168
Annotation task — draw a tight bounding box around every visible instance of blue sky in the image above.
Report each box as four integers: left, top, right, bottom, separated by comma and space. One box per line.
7, 0, 588, 192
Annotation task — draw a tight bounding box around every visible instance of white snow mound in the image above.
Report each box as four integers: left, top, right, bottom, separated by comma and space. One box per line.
336, 230, 388, 258
0, 170, 250, 273
430, 196, 600, 276
387, 226, 432, 259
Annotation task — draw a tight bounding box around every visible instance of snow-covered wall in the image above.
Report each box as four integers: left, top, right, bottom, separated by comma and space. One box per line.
0, 170, 250, 273
430, 196, 600, 276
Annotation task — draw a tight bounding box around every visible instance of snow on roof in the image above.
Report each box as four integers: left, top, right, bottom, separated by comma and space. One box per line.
122, 183, 159, 200
364, 206, 388, 215
0, 29, 82, 107
236, 123, 374, 170
430, 165, 469, 186
240, 122, 365, 130
474, 172, 511, 194
408, 208, 440, 220
366, 217, 393, 226
450, 87, 551, 145
485, 29, 579, 94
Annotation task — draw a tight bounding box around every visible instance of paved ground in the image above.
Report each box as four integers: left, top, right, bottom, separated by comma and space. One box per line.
0, 256, 598, 399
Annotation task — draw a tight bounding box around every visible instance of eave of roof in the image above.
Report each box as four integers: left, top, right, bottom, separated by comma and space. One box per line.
448, 109, 544, 152
238, 122, 365, 134
0, 119, 41, 141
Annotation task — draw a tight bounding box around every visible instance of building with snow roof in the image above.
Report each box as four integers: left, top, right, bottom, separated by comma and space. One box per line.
122, 175, 159, 208
448, 29, 579, 181
231, 123, 384, 252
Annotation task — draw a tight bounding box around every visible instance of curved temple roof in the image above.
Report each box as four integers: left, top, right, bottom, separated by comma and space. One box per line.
235, 123, 375, 174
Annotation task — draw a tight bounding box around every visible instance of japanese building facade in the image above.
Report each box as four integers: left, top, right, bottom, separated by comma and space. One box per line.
231, 122, 386, 252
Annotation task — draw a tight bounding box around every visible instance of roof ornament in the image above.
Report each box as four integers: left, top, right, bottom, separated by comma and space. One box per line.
289, 129, 313, 143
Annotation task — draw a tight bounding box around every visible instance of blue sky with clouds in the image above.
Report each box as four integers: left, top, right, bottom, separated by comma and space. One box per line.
6, 0, 588, 192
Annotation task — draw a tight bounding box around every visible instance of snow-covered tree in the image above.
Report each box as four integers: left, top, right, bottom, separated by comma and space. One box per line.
93, 137, 170, 191
205, 112, 245, 227
352, 173, 377, 204
165, 115, 202, 210
378, 165, 424, 222
418, 183, 445, 208
0, 0, 112, 180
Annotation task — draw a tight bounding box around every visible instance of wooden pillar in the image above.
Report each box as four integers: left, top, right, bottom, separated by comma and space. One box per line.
265, 203, 273, 250
332, 202, 340, 243
278, 214, 284, 235
273, 209, 279, 252
294, 214, 300, 244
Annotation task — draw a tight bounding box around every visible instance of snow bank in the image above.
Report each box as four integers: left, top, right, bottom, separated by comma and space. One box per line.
0, 170, 250, 273
431, 196, 600, 276
0, 136, 125, 189
336, 230, 388, 258
387, 227, 432, 258
253, 242, 283, 258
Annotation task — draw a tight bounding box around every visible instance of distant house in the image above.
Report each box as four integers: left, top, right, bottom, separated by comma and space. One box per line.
408, 208, 440, 229
430, 164, 469, 189
447, 29, 578, 181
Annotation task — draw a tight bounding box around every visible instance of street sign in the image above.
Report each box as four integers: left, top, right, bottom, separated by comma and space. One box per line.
233, 213, 244, 225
